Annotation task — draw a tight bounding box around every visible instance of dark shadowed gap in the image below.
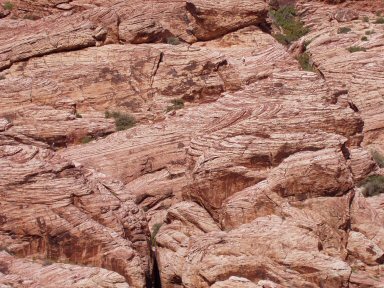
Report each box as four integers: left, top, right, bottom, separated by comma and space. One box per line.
152, 252, 162, 288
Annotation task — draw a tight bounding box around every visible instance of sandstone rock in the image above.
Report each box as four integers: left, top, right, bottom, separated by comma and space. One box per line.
0, 0, 269, 72
155, 201, 220, 287
0, 251, 130, 288
185, 0, 268, 41
0, 6, 10, 18
332, 8, 359, 22
181, 216, 351, 287
0, 139, 150, 287
2, 0, 384, 287
62, 71, 363, 217
347, 231, 384, 265
1, 27, 294, 147
297, 0, 384, 150
211, 277, 283, 288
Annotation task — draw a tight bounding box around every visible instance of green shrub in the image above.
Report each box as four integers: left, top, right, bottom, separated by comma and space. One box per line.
3, 1, 13, 10
80, 135, 93, 144
374, 17, 384, 24
273, 33, 290, 45
376, 11, 382, 17
75, 112, 82, 118
105, 111, 136, 131
347, 46, 366, 53
270, 5, 309, 45
166, 98, 184, 112
362, 16, 369, 22
371, 150, 384, 168
296, 52, 314, 72
337, 27, 351, 34
365, 30, 375, 35
166, 36, 181, 45
360, 175, 384, 197
361, 36, 368, 41
150, 223, 163, 247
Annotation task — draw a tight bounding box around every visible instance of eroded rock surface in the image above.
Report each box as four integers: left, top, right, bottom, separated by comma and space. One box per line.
0, 251, 130, 288
1, 0, 384, 287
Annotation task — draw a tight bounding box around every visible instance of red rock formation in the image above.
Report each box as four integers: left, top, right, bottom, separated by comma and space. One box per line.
0, 251, 130, 288
1, 0, 384, 287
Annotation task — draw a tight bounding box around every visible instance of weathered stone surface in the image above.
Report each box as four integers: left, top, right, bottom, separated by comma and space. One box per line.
298, 0, 384, 150
0, 251, 130, 288
0, 135, 150, 287
62, 69, 370, 287
332, 8, 359, 22
0, 6, 10, 18
0, 0, 268, 71
155, 201, 220, 287
182, 215, 351, 288
185, 0, 267, 41
2, 0, 384, 287
1, 26, 294, 146
211, 277, 282, 288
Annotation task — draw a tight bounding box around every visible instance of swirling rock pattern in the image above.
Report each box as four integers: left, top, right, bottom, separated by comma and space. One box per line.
1, 0, 384, 287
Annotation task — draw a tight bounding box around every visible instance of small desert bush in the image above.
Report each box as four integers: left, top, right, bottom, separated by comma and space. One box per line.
365, 30, 375, 35
374, 17, 384, 24
359, 175, 384, 197
371, 150, 384, 168
347, 46, 366, 53
166, 98, 184, 112
105, 111, 136, 131
3, 1, 13, 10
80, 135, 93, 144
166, 36, 181, 45
296, 52, 314, 72
270, 5, 309, 45
150, 223, 163, 247
361, 36, 368, 41
362, 16, 369, 23
337, 27, 351, 34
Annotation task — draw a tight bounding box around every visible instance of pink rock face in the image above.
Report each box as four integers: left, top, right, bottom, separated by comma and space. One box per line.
0, 251, 130, 288
1, 0, 384, 287
0, 136, 150, 287
297, 0, 384, 149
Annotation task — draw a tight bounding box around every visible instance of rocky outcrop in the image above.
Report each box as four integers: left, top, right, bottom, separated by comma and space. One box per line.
0, 251, 130, 288
0, 0, 268, 71
298, 0, 384, 150
1, 26, 291, 147
1, 0, 384, 287
0, 133, 150, 287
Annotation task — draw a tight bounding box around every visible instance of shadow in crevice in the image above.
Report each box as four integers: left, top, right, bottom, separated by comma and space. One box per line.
151, 251, 162, 288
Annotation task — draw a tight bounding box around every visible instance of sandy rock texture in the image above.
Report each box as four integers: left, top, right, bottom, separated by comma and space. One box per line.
0, 251, 130, 288
297, 0, 384, 149
0, 132, 150, 287
1, 0, 384, 287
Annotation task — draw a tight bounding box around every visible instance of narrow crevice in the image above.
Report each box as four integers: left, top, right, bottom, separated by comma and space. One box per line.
153, 52, 164, 79
348, 101, 359, 112
149, 51, 164, 96
151, 250, 162, 288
